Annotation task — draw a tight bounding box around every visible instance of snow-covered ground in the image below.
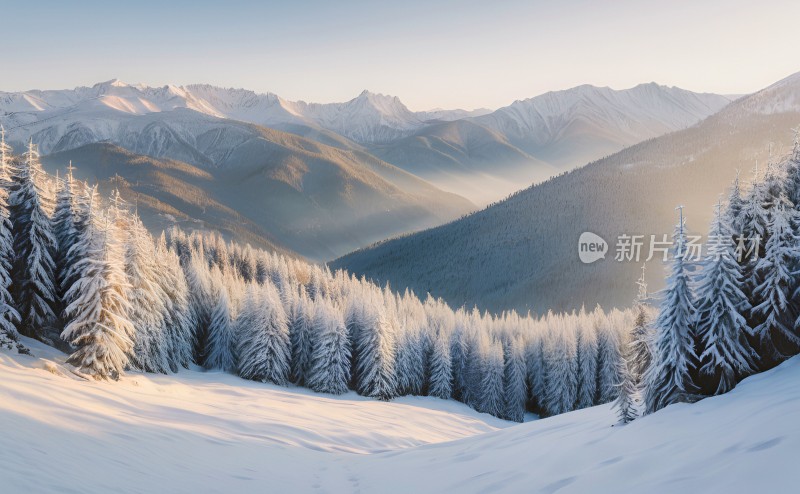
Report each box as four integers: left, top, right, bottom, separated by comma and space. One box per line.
2, 337, 798, 493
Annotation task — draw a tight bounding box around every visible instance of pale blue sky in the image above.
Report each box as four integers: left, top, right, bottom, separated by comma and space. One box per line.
3, 0, 799, 110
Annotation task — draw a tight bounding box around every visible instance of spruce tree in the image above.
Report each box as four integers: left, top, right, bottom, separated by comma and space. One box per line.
694, 201, 756, 394
502, 337, 527, 422
644, 212, 697, 414
355, 300, 397, 400
236, 283, 291, 384
614, 353, 638, 424
0, 127, 20, 341
289, 288, 314, 385
125, 217, 170, 374
477, 340, 505, 418
61, 211, 134, 379
427, 329, 453, 399
575, 309, 598, 408
204, 273, 236, 372
53, 162, 79, 302
306, 296, 351, 395
753, 199, 800, 367
9, 140, 57, 339
542, 316, 578, 416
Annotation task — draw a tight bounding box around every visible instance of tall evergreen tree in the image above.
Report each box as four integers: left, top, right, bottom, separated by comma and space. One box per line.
306, 296, 351, 395
0, 127, 20, 342
204, 274, 236, 372
753, 199, 800, 367
575, 309, 598, 408
355, 300, 397, 400
644, 211, 697, 414
289, 288, 315, 385
427, 329, 453, 399
694, 201, 756, 395
61, 211, 134, 379
236, 283, 291, 384
502, 336, 527, 422
9, 140, 58, 339
125, 217, 170, 374
53, 162, 80, 302
614, 352, 638, 424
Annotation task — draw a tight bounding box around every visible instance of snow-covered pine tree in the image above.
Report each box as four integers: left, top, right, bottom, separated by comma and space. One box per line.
644, 211, 698, 414
542, 315, 578, 416
306, 296, 351, 395
594, 307, 623, 404
629, 265, 653, 385
785, 130, 800, 206
53, 162, 80, 303
154, 234, 194, 370
393, 313, 426, 396
0, 126, 20, 341
355, 298, 397, 400
184, 250, 214, 365
204, 271, 236, 372
289, 287, 315, 385
614, 352, 638, 424
61, 210, 134, 379
477, 339, 505, 418
236, 282, 291, 384
694, 201, 756, 394
575, 308, 598, 409
502, 336, 527, 422
125, 216, 171, 374
753, 198, 800, 367
526, 324, 547, 413
427, 328, 453, 399
9, 139, 58, 339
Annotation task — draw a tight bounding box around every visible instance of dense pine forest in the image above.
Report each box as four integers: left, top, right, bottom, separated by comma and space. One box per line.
1, 127, 800, 423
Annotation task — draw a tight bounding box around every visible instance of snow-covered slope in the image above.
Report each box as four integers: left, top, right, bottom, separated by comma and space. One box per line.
1, 338, 797, 493
473, 83, 732, 167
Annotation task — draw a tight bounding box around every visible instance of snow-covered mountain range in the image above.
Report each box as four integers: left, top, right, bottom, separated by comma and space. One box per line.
0, 78, 737, 258
332, 71, 800, 313
472, 83, 732, 167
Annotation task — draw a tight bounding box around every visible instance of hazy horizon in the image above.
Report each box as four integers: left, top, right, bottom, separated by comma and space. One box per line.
3, 0, 799, 111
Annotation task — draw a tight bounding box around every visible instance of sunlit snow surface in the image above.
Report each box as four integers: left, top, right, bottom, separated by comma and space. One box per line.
1, 337, 798, 493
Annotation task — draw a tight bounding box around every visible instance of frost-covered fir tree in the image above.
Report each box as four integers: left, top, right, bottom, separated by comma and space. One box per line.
0, 127, 20, 341
306, 296, 351, 395
477, 340, 505, 417
355, 300, 397, 400
61, 211, 134, 379
542, 316, 578, 416
427, 329, 453, 399
753, 199, 800, 367
154, 234, 194, 370
53, 162, 80, 302
629, 265, 653, 385
575, 309, 598, 409
644, 210, 697, 414
614, 352, 638, 424
125, 217, 170, 374
204, 273, 236, 372
595, 308, 622, 404
61, 183, 98, 303
236, 283, 291, 385
526, 327, 547, 413
394, 316, 427, 396
289, 287, 315, 385
502, 337, 527, 422
9, 140, 57, 339
694, 201, 756, 394
184, 251, 214, 364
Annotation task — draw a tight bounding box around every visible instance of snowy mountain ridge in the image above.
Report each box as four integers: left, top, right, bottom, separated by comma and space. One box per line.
472, 82, 732, 166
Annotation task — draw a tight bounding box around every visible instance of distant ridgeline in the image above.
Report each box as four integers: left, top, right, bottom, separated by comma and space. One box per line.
1, 129, 798, 423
